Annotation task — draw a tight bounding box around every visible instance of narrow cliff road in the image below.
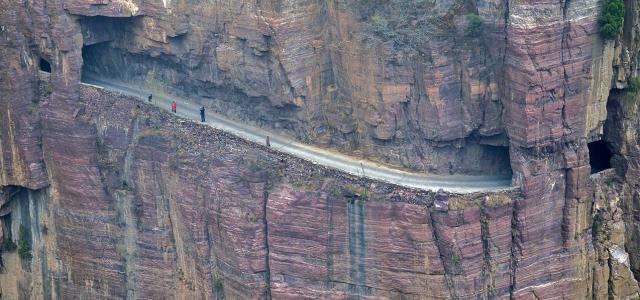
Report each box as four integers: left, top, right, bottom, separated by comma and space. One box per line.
81, 74, 513, 193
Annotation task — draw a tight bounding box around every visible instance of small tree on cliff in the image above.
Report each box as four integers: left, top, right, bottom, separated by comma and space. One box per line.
17, 225, 32, 260
628, 77, 640, 92
369, 12, 396, 39
465, 14, 483, 37
600, 0, 625, 39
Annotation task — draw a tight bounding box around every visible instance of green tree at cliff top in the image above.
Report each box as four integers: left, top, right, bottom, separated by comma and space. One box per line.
600, 0, 625, 39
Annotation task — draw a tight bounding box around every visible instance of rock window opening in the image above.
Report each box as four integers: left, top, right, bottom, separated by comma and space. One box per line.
39, 58, 51, 73
588, 140, 612, 174
1, 213, 12, 247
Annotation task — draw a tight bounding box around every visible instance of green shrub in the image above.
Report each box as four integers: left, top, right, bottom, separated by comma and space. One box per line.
345, 184, 368, 199
370, 13, 396, 39
2, 238, 16, 251
28, 102, 39, 114
451, 254, 461, 268
213, 277, 224, 293
43, 82, 53, 95
628, 77, 640, 92
292, 179, 314, 191
599, 0, 625, 39
17, 225, 32, 260
465, 14, 483, 37
247, 212, 259, 223
358, 1, 439, 50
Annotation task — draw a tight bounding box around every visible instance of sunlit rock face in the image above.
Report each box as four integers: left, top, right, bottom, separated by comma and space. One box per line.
0, 0, 639, 298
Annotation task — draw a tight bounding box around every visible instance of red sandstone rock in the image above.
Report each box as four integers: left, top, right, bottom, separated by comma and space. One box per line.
1, 0, 640, 298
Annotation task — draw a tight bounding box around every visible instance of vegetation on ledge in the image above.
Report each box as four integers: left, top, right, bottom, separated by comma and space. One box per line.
465, 14, 483, 37
628, 76, 640, 93
17, 225, 32, 260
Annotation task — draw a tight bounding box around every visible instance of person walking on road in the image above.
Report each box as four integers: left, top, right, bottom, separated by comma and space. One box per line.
171, 100, 177, 113
148, 94, 153, 102
266, 136, 270, 147
200, 106, 206, 122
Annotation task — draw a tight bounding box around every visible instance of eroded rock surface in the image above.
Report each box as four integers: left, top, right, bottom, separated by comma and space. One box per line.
73, 0, 515, 175
1, 0, 640, 298
3, 85, 525, 298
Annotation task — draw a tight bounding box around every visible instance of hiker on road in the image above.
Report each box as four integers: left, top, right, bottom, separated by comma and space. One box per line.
266, 136, 270, 147
148, 94, 152, 102
171, 100, 177, 113
200, 106, 206, 122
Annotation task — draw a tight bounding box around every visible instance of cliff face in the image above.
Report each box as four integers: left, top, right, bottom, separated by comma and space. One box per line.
74, 0, 514, 175
1, 84, 525, 299
1, 0, 640, 299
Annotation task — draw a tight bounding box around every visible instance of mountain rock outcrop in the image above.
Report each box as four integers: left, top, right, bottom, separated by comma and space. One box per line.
0, 0, 639, 298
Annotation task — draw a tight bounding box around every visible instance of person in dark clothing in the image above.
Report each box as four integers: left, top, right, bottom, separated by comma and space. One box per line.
266, 136, 270, 147
200, 106, 206, 122
148, 94, 152, 102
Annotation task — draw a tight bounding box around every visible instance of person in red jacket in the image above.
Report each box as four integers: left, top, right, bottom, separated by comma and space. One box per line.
171, 100, 177, 113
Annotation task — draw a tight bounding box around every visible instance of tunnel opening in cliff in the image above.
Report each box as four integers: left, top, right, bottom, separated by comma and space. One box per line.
81, 41, 113, 79
588, 140, 612, 173
38, 58, 51, 73
0, 213, 12, 247
0, 186, 29, 250
479, 145, 512, 176
79, 15, 140, 80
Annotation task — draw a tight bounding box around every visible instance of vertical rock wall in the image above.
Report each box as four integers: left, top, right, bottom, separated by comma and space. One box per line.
71, 0, 514, 175
0, 0, 639, 298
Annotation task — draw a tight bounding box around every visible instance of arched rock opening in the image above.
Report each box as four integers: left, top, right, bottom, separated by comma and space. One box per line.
588, 140, 612, 174
38, 58, 51, 73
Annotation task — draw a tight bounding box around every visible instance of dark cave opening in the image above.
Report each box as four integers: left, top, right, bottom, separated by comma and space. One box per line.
588, 93, 618, 175
0, 186, 36, 246
81, 41, 112, 80
79, 15, 140, 81
0, 213, 12, 247
39, 58, 51, 73
0, 186, 20, 250
588, 140, 612, 174
480, 145, 513, 176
